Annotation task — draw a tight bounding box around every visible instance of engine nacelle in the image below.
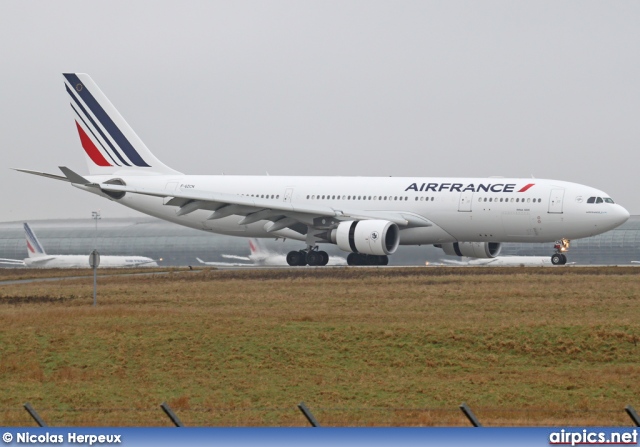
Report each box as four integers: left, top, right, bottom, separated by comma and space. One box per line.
437, 242, 502, 258
331, 220, 400, 255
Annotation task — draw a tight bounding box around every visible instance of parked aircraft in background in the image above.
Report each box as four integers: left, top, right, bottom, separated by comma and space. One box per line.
440, 256, 563, 267
0, 223, 158, 268
15, 74, 630, 266
196, 238, 346, 266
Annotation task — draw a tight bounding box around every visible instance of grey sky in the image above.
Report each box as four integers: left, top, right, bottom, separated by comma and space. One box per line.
2, 1, 639, 222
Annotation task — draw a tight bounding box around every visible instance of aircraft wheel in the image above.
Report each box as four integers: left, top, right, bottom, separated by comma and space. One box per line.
560, 254, 567, 265
379, 255, 389, 266
306, 251, 322, 266
551, 254, 563, 265
287, 251, 304, 266
365, 255, 378, 265
347, 253, 359, 266
318, 251, 329, 266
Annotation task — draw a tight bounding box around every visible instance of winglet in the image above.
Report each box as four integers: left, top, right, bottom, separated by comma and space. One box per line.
58, 166, 91, 184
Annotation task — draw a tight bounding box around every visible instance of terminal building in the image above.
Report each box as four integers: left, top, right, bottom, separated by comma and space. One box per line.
0, 216, 638, 266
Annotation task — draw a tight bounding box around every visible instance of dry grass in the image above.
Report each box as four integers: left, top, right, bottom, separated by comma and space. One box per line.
0, 267, 639, 426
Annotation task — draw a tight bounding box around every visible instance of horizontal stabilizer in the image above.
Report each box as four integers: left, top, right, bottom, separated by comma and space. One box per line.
11, 168, 69, 182
0, 258, 26, 265
59, 166, 91, 185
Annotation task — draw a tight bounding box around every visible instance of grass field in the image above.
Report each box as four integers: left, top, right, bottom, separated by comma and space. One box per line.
1, 266, 639, 426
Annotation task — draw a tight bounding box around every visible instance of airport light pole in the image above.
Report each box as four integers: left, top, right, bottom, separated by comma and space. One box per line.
91, 211, 101, 306
92, 210, 101, 248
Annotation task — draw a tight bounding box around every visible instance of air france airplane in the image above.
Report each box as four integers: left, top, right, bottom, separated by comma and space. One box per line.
0, 223, 158, 268
15, 74, 630, 266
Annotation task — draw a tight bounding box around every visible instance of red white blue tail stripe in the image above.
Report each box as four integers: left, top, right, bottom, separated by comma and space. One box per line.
24, 223, 46, 257
64, 73, 150, 169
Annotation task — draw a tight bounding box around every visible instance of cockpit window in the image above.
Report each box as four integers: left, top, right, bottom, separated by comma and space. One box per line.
586, 196, 613, 204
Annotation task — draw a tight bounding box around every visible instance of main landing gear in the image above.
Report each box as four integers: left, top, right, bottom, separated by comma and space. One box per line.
347, 253, 389, 266
551, 239, 570, 265
285, 249, 389, 266
286, 248, 329, 266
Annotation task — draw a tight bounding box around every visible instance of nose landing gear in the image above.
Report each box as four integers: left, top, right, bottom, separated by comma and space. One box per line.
551, 239, 570, 265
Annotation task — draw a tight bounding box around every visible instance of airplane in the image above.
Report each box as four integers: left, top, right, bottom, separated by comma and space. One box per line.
196, 238, 347, 266
0, 223, 158, 268
439, 255, 564, 267
14, 73, 631, 267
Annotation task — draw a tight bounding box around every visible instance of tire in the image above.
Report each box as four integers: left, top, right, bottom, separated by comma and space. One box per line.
287, 251, 302, 266
318, 251, 329, 266
551, 254, 563, 265
379, 255, 389, 266
306, 251, 321, 266
347, 253, 359, 266
365, 255, 378, 265
287, 251, 307, 266
560, 254, 567, 265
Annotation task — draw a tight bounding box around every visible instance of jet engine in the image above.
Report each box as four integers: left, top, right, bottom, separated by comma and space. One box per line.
330, 220, 400, 255
436, 242, 502, 258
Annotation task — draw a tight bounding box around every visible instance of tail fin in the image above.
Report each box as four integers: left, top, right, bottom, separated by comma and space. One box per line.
63, 73, 182, 176
248, 238, 260, 256
24, 223, 47, 258
248, 238, 271, 261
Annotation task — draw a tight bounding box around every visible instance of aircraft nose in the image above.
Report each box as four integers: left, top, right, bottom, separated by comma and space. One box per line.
614, 205, 630, 226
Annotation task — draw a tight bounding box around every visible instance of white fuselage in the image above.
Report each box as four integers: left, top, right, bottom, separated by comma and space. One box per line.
77, 175, 629, 247
443, 256, 554, 267
24, 255, 157, 268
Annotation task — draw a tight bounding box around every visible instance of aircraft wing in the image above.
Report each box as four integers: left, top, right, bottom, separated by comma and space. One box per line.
221, 254, 252, 261
128, 259, 159, 266
95, 180, 433, 234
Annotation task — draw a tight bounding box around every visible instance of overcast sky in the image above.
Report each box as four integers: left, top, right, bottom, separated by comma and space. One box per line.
2, 0, 639, 222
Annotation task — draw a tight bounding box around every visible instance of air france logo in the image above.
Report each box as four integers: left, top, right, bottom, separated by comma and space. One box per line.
404, 182, 535, 193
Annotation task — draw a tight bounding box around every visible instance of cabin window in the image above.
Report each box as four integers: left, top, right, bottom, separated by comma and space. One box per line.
596, 197, 603, 204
